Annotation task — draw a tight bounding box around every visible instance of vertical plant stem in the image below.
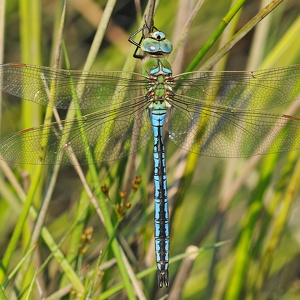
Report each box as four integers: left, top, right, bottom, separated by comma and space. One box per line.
0, 0, 5, 137
0, 0, 42, 284
20, 0, 42, 129
30, 0, 67, 246
245, 0, 272, 70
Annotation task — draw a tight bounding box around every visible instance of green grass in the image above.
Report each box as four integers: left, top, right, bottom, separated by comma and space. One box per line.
0, 0, 300, 299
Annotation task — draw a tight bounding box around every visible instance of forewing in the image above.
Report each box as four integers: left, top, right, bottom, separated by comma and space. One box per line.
0, 63, 147, 110
174, 65, 300, 110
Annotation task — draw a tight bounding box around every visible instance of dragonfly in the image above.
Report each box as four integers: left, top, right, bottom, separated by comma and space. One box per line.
0, 24, 300, 288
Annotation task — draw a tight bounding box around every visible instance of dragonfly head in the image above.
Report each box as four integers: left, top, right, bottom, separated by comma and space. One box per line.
141, 31, 173, 56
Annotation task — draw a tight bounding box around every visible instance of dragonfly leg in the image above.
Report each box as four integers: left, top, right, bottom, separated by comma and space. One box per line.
128, 24, 148, 59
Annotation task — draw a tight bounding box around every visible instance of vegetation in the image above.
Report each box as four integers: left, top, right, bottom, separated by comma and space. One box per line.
0, 0, 300, 299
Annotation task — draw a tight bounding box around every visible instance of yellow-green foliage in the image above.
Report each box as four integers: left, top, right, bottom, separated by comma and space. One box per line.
0, 0, 300, 299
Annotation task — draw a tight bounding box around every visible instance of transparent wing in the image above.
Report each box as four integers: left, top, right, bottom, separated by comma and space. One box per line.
0, 63, 147, 109
174, 65, 300, 110
0, 99, 152, 164
167, 97, 300, 158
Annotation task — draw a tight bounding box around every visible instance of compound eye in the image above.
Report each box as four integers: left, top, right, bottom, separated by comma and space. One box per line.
152, 31, 166, 41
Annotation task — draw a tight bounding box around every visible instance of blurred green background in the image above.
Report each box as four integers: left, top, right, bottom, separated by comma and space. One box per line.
0, 0, 300, 299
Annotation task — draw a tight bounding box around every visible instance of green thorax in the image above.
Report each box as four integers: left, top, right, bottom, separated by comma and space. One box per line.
142, 57, 174, 110
142, 58, 172, 77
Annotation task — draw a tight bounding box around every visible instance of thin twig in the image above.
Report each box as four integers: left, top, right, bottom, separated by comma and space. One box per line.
144, 0, 156, 34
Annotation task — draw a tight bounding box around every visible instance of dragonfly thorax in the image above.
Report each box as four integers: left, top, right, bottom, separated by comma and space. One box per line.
143, 58, 172, 76
144, 58, 174, 108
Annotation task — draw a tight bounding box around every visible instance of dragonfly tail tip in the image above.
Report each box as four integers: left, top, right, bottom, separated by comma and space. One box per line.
157, 270, 169, 288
